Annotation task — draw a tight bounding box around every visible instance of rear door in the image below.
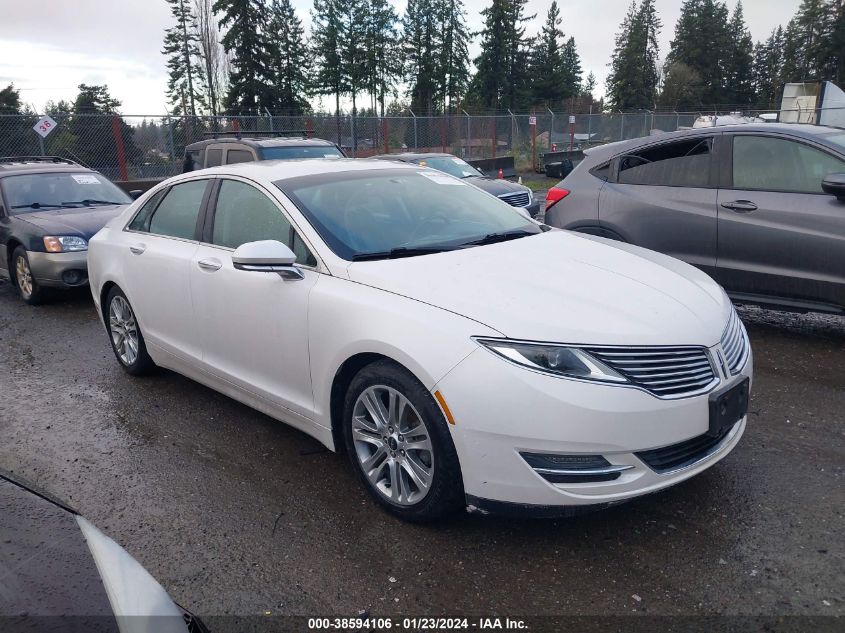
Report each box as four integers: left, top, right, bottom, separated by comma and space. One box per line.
598, 134, 719, 276
716, 133, 845, 310
121, 178, 213, 360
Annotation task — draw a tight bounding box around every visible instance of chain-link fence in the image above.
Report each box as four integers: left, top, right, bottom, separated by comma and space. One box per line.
0, 109, 835, 181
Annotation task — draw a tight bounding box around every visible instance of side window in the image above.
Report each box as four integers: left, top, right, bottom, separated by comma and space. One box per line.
128, 188, 167, 232
618, 138, 712, 187
206, 148, 223, 167
147, 180, 208, 240
226, 149, 254, 164
733, 135, 845, 193
211, 180, 317, 265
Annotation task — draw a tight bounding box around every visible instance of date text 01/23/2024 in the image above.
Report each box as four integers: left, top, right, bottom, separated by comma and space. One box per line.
307, 617, 528, 630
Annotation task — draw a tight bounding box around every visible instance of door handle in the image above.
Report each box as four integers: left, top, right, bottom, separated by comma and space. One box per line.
720, 200, 758, 213
197, 258, 222, 272
129, 244, 146, 255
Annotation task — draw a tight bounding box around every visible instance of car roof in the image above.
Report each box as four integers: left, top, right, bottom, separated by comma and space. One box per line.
583, 123, 844, 162
0, 157, 94, 177
186, 137, 337, 151
370, 152, 455, 162
171, 157, 421, 183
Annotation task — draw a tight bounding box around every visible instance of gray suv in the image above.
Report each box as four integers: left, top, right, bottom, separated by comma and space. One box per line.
544, 123, 845, 315
184, 136, 345, 171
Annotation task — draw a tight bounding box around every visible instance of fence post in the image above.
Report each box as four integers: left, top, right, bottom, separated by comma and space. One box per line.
463, 110, 470, 159
111, 115, 128, 181
407, 109, 417, 150
165, 113, 177, 174
587, 106, 592, 146
547, 107, 554, 153
491, 117, 496, 159
620, 112, 625, 141
383, 118, 389, 154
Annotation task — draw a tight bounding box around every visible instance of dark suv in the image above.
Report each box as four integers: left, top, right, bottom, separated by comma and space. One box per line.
0, 157, 132, 304
544, 123, 845, 315
184, 136, 345, 171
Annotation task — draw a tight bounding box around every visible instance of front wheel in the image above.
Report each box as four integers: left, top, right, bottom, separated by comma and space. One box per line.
105, 286, 156, 376
12, 246, 46, 305
343, 360, 464, 522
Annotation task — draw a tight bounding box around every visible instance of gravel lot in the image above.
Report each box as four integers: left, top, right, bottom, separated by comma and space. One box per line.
0, 279, 842, 628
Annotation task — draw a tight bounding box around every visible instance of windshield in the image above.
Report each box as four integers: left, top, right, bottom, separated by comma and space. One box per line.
276, 169, 540, 260
413, 156, 483, 178
262, 146, 344, 160
3, 172, 131, 213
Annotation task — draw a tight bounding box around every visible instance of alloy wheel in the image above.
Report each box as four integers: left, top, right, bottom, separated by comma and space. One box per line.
15, 255, 33, 298
351, 385, 434, 506
109, 295, 140, 366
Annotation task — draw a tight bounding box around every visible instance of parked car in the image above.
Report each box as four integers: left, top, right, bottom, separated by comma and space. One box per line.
371, 152, 541, 218
88, 159, 751, 521
544, 123, 845, 315
0, 156, 134, 304
183, 135, 345, 171
0, 470, 207, 631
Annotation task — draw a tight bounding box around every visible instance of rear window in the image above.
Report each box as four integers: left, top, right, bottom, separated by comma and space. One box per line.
206, 149, 223, 167
226, 149, 254, 164
261, 146, 343, 160
617, 138, 712, 188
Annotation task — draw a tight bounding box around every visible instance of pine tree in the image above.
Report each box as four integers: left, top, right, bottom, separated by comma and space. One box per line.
781, 0, 838, 82
606, 0, 661, 110
752, 27, 786, 108
437, 0, 471, 113
266, 0, 310, 114
725, 1, 755, 107
163, 0, 202, 115
68, 85, 141, 171
0, 84, 22, 114
337, 0, 370, 123
214, 0, 273, 113
527, 1, 568, 107
665, 0, 731, 107
561, 36, 583, 100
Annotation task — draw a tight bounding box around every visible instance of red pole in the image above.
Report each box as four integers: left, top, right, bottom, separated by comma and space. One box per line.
531, 111, 537, 172
306, 119, 313, 138
441, 118, 447, 153
111, 116, 128, 181
383, 118, 389, 154
491, 118, 496, 159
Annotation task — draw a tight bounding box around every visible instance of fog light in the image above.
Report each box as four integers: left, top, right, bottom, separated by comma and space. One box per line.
520, 452, 632, 483
61, 269, 86, 285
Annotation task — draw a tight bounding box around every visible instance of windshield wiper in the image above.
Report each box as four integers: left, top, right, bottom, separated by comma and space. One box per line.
351, 245, 456, 261
11, 202, 73, 209
62, 199, 125, 206
458, 229, 537, 247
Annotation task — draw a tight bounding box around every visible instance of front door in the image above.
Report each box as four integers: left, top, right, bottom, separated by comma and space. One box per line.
599, 135, 719, 276
190, 177, 319, 418
716, 133, 845, 310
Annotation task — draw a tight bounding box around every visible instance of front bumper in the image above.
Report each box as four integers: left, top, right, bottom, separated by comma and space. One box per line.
27, 250, 89, 287
434, 345, 752, 511
524, 199, 541, 218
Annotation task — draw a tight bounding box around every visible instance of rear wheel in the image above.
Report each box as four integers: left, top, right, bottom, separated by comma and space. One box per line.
343, 360, 464, 522
105, 286, 156, 376
12, 246, 46, 305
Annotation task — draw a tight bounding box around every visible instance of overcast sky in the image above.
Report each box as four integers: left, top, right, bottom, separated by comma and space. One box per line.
0, 0, 800, 115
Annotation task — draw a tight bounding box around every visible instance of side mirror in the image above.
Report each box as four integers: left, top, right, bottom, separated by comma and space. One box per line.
232, 240, 303, 280
821, 173, 845, 202
129, 190, 143, 200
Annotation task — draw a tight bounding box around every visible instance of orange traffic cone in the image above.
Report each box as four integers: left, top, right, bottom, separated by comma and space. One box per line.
497, 167, 504, 179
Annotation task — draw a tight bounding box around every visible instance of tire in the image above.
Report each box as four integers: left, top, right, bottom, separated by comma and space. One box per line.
12, 246, 47, 305
104, 286, 156, 376
342, 359, 465, 522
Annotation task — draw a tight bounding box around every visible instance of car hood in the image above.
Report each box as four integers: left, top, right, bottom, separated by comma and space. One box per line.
465, 176, 530, 197
18, 205, 127, 239
347, 230, 730, 346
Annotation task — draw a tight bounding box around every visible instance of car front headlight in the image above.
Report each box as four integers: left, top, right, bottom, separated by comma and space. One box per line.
475, 338, 628, 383
43, 236, 88, 252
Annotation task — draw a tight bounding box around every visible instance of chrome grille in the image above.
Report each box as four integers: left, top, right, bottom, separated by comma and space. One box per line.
721, 310, 749, 375
498, 191, 530, 207
584, 346, 718, 398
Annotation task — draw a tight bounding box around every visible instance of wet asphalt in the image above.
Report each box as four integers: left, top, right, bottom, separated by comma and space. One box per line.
0, 279, 842, 624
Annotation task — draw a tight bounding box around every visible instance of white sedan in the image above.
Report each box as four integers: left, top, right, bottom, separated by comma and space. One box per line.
88, 159, 752, 521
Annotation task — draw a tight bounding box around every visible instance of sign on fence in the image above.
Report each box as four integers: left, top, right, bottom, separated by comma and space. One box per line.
528, 116, 537, 126
569, 115, 576, 124
33, 116, 57, 138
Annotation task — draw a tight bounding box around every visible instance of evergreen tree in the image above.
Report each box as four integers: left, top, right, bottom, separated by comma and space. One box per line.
753, 27, 786, 109
311, 0, 347, 140
468, 0, 534, 111
781, 0, 838, 82
437, 0, 471, 113
67, 85, 140, 172
266, 0, 310, 114
162, 0, 202, 115
403, 0, 440, 113
606, 0, 661, 110
214, 0, 273, 113
725, 1, 755, 106
561, 36, 583, 100
527, 1, 568, 107
0, 83, 22, 114
365, 0, 401, 117
337, 0, 370, 123
665, 0, 731, 107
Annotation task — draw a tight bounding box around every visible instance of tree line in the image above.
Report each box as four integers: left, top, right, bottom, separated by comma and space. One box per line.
608, 0, 845, 112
